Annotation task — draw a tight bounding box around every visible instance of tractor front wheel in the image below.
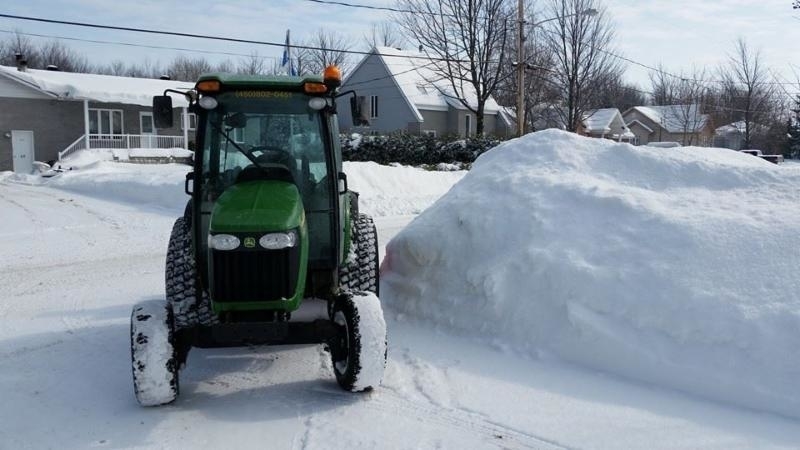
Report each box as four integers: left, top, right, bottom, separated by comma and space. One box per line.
130, 300, 179, 406
330, 291, 387, 392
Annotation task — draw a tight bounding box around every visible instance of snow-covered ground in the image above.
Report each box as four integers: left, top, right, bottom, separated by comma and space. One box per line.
1, 142, 799, 449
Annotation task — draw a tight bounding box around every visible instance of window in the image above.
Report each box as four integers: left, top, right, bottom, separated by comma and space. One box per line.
465, 114, 472, 137
232, 127, 245, 143
182, 113, 197, 131
140, 112, 155, 134
370, 95, 379, 119
89, 109, 123, 136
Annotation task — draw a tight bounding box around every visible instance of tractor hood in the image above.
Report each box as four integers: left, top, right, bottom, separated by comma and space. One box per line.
210, 180, 305, 233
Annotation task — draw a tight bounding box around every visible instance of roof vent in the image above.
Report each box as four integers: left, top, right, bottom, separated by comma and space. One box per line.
15, 53, 27, 72
159, 74, 171, 80
418, 45, 423, 52
46, 65, 59, 71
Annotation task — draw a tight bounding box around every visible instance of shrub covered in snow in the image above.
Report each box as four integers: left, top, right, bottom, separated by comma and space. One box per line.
341, 132, 502, 166
382, 129, 800, 419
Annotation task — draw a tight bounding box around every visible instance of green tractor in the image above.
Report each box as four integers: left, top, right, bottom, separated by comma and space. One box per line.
130, 66, 386, 406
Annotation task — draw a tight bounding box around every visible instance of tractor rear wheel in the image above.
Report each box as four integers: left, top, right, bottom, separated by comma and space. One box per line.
165, 216, 216, 329
330, 291, 387, 392
339, 213, 380, 295
130, 300, 179, 406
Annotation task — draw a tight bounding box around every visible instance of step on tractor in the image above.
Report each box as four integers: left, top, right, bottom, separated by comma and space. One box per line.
130, 66, 387, 406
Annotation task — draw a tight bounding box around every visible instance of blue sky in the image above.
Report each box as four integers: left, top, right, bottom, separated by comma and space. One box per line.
1, 0, 798, 93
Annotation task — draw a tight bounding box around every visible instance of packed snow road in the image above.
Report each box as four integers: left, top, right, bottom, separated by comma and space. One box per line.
1, 163, 799, 449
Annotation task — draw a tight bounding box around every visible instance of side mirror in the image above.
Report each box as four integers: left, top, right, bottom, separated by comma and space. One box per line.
153, 95, 174, 129
338, 172, 348, 194
185, 171, 194, 196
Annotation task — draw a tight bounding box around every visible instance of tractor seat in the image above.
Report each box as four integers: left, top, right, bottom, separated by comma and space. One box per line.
235, 164, 295, 184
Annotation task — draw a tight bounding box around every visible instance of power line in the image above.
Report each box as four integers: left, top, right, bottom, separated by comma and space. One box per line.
0, 12, 483, 65
1, 11, 795, 93
304, 0, 417, 15
0, 29, 281, 61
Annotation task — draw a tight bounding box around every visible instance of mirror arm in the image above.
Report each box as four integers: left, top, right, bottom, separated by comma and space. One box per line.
162, 89, 196, 106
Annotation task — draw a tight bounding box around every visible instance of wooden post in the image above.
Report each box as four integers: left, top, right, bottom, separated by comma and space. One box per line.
83, 100, 90, 149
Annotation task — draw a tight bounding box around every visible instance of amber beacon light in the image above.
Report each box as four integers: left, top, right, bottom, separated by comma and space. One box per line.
323, 65, 342, 88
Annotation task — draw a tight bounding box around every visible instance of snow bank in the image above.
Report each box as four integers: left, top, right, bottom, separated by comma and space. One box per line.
40, 159, 463, 218
48, 162, 191, 214
382, 130, 800, 419
346, 161, 465, 216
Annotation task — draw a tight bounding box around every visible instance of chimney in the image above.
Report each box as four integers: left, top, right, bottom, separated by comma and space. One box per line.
159, 74, 171, 80
46, 65, 59, 71
418, 45, 423, 52
15, 53, 27, 72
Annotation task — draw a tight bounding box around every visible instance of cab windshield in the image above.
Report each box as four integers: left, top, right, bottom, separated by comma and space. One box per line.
198, 91, 334, 264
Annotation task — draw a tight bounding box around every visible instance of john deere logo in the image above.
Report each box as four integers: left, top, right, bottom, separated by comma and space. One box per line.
243, 237, 256, 248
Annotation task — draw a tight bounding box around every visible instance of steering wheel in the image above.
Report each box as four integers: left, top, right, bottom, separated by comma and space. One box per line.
246, 145, 291, 163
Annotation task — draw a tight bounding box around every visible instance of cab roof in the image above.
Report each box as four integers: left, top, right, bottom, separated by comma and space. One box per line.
196, 73, 324, 90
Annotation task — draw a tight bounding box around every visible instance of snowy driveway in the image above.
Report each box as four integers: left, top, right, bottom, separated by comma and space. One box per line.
1, 179, 799, 449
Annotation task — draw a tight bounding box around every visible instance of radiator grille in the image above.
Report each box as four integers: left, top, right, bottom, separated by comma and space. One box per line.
211, 247, 300, 303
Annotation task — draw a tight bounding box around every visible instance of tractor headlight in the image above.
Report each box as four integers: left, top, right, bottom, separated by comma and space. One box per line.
198, 95, 218, 110
259, 231, 297, 250
209, 234, 240, 251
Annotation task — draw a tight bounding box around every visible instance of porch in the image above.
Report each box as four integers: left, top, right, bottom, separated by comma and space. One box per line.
58, 133, 187, 161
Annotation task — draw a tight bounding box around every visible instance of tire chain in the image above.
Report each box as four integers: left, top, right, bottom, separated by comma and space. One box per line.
165, 217, 217, 329
339, 213, 379, 295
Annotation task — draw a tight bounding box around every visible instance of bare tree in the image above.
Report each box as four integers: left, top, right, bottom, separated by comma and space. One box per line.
665, 68, 710, 145
363, 22, 406, 50
718, 38, 776, 149
38, 40, 91, 72
166, 55, 213, 81
126, 58, 165, 79
494, 7, 561, 133
398, 0, 513, 135
0, 32, 41, 67
237, 51, 267, 75
301, 29, 354, 76
649, 64, 680, 105
542, 0, 623, 131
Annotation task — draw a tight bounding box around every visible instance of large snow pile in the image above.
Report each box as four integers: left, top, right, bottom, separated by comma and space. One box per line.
382, 130, 800, 419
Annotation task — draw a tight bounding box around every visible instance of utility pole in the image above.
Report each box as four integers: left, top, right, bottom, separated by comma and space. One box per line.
516, 0, 525, 137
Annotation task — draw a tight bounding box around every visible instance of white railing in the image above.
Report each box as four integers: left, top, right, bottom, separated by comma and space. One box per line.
58, 134, 88, 161
58, 134, 186, 160
88, 134, 185, 150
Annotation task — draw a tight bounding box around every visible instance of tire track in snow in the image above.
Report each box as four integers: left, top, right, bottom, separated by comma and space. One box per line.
309, 386, 570, 450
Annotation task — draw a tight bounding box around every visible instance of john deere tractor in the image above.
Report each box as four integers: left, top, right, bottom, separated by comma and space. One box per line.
129, 66, 386, 406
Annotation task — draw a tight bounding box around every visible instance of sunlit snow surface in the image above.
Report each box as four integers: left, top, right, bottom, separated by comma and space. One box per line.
383, 129, 800, 419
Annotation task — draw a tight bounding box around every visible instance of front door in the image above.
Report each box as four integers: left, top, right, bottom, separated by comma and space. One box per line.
140, 112, 156, 148
11, 130, 34, 174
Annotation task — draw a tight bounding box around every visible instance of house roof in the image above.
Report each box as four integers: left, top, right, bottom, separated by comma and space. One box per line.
626, 119, 654, 133
623, 105, 709, 134
715, 120, 746, 134
349, 47, 500, 119
0, 66, 195, 107
583, 108, 622, 133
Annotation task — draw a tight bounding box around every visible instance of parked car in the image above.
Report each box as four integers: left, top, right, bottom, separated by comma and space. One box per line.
739, 149, 783, 164
646, 141, 681, 148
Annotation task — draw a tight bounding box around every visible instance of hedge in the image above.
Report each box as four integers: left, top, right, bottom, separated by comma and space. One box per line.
341, 132, 504, 167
